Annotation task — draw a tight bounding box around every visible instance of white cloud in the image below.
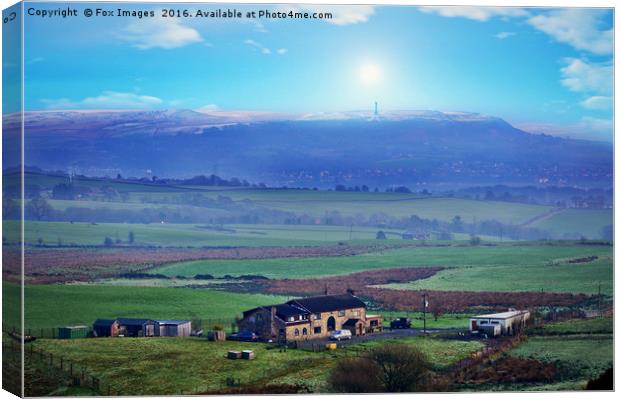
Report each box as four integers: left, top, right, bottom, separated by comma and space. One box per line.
580, 116, 613, 133
276, 48, 288, 55
244, 39, 272, 55
419, 6, 529, 22
495, 31, 515, 39
120, 18, 202, 49
516, 117, 612, 141
560, 58, 612, 95
199, 104, 219, 111
581, 96, 612, 111
311, 6, 375, 25
527, 9, 612, 55
41, 91, 163, 110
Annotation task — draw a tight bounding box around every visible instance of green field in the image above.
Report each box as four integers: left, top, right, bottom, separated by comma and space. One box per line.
381, 256, 613, 295
3, 283, 287, 331
9, 221, 405, 247
539, 317, 613, 335
7, 220, 505, 247
530, 208, 612, 239
509, 335, 613, 385
154, 243, 613, 292
32, 335, 484, 395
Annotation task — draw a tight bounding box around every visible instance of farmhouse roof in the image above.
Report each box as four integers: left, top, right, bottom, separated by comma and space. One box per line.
288, 294, 366, 313
342, 318, 361, 327
93, 319, 118, 327
273, 304, 308, 318
117, 318, 155, 326
157, 320, 191, 325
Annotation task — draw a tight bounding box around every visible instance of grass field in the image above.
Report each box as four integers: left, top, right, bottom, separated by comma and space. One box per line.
539, 317, 613, 335
32, 335, 484, 395
381, 256, 613, 295
3, 283, 287, 331
509, 334, 613, 384
7, 221, 410, 247
153, 243, 613, 293
530, 208, 612, 239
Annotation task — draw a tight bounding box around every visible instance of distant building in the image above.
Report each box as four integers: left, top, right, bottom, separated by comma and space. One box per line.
238, 294, 383, 341
116, 318, 158, 337
469, 310, 530, 336
93, 319, 120, 337
92, 318, 191, 337
158, 320, 192, 337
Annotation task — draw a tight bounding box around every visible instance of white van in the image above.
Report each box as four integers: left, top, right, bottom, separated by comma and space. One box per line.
329, 329, 352, 341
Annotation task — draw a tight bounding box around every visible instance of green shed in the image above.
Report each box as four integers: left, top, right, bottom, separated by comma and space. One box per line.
58, 325, 90, 339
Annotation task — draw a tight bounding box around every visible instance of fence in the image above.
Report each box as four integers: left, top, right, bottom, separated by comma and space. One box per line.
7, 318, 239, 340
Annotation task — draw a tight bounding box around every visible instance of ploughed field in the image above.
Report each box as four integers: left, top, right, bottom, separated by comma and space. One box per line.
4, 241, 611, 332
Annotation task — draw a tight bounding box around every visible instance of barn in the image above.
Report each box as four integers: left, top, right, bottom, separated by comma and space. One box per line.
157, 320, 192, 337
469, 310, 530, 336
116, 318, 158, 337
93, 319, 120, 337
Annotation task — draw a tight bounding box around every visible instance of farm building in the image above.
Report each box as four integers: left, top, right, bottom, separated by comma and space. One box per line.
116, 318, 158, 337
58, 325, 90, 339
158, 320, 192, 337
469, 310, 530, 336
238, 293, 383, 341
93, 319, 120, 337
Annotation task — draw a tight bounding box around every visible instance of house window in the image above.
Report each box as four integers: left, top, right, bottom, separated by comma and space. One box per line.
314, 313, 321, 320
256, 314, 262, 321
314, 327, 321, 334
294, 329, 300, 336
338, 310, 345, 317
288, 317, 294, 322
352, 310, 360, 317
302, 328, 308, 335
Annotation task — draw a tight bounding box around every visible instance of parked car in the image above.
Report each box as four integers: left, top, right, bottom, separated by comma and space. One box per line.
390, 317, 412, 329
228, 331, 258, 342
329, 329, 352, 341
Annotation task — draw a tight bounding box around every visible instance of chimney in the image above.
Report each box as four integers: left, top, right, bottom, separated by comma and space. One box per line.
270, 306, 277, 336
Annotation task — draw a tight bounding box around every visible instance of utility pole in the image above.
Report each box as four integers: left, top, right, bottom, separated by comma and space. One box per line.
422, 293, 428, 334
598, 282, 602, 318
349, 224, 353, 240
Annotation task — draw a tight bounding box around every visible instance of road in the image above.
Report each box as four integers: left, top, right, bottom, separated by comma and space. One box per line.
292, 327, 466, 349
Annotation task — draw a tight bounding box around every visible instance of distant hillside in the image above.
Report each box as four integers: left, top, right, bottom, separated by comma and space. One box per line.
3, 110, 612, 188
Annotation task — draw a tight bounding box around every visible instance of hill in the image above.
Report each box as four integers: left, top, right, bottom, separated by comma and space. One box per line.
3, 110, 612, 188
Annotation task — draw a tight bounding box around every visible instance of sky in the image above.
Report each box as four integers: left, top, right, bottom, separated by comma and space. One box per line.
8, 2, 615, 141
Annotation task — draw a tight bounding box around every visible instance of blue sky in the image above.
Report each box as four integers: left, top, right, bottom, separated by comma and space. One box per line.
14, 3, 615, 140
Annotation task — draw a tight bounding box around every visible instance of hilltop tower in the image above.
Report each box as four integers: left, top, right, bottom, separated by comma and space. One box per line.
371, 101, 380, 121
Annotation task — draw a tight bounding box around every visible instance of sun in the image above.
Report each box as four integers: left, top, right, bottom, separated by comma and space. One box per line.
359, 63, 382, 84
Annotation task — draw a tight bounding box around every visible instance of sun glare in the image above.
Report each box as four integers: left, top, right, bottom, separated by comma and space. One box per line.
359, 63, 382, 84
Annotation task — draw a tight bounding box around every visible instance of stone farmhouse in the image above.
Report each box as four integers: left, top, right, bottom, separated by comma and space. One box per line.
238, 294, 383, 341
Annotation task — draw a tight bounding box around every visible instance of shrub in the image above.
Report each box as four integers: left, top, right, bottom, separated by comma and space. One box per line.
368, 343, 432, 392
328, 343, 433, 393
328, 357, 382, 393
103, 237, 114, 247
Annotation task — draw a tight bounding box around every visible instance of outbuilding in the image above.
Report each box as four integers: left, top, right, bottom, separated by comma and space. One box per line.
93, 319, 120, 337
469, 310, 530, 336
117, 318, 158, 337
58, 325, 90, 339
157, 320, 192, 337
